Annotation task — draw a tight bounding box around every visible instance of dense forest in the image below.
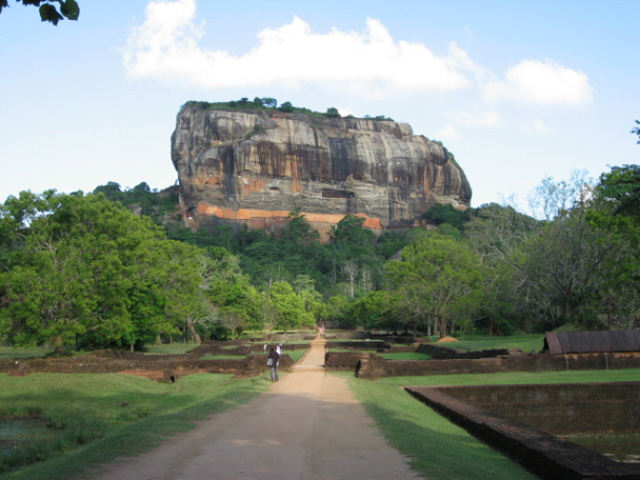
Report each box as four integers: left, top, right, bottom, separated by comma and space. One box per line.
1, 163, 639, 350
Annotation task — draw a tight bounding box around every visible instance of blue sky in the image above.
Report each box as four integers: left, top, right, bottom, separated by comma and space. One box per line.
1, 0, 638, 210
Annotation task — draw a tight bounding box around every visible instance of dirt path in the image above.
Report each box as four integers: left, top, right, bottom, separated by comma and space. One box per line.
89, 337, 422, 479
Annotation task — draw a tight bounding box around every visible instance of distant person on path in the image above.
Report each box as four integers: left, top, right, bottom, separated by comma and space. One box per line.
263, 343, 267, 354
267, 347, 280, 382
276, 342, 282, 355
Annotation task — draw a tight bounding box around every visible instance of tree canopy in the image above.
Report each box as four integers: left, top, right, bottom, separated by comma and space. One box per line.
0, 191, 204, 349
3, 156, 640, 350
0, 0, 79, 25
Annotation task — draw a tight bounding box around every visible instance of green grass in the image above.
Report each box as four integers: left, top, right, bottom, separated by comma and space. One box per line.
381, 368, 640, 388
325, 338, 378, 342
0, 373, 270, 479
202, 349, 308, 363
142, 343, 197, 355
346, 368, 640, 480
346, 374, 536, 480
0, 346, 54, 359
328, 348, 377, 354
201, 355, 246, 360
432, 334, 545, 353
284, 350, 307, 363
380, 352, 432, 360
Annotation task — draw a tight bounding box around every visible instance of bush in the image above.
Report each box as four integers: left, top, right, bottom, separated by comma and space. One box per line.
326, 107, 340, 118
279, 101, 294, 112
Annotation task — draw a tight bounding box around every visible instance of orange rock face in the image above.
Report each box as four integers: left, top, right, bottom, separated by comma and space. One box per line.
171, 105, 472, 236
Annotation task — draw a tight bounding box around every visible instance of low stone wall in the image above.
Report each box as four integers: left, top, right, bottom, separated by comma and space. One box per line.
417, 344, 519, 359
406, 385, 640, 480
369, 335, 428, 345
0, 353, 296, 381
266, 333, 316, 341
434, 382, 640, 436
324, 351, 362, 371
325, 340, 385, 350
324, 331, 368, 340
352, 352, 640, 379
184, 341, 308, 358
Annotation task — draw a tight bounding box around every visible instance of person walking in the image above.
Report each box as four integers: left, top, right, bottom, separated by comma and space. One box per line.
266, 347, 280, 382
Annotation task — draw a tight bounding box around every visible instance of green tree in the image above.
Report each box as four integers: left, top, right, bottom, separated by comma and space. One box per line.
326, 107, 340, 118
279, 101, 294, 112
0, 191, 211, 349
267, 281, 314, 330
327, 214, 379, 292
589, 164, 640, 329
385, 233, 484, 338
324, 295, 354, 328
423, 203, 470, 230
0, 0, 79, 25
0, 192, 158, 347
594, 164, 640, 219
516, 205, 619, 330
351, 290, 392, 331
330, 215, 375, 248
261, 97, 277, 108
527, 170, 591, 221
632, 120, 640, 144
284, 209, 320, 246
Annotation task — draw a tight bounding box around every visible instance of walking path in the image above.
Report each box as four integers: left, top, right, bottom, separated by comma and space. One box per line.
90, 337, 422, 479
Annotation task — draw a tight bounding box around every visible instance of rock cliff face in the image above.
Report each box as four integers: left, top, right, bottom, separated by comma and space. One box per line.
171, 104, 472, 237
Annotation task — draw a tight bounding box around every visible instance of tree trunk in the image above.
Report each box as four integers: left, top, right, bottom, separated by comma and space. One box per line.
438, 315, 447, 339
186, 318, 201, 344
155, 334, 162, 345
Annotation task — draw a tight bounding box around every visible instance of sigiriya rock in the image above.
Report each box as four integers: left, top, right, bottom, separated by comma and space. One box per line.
171, 102, 472, 238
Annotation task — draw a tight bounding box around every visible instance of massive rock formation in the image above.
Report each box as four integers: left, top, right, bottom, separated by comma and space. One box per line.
171, 103, 472, 237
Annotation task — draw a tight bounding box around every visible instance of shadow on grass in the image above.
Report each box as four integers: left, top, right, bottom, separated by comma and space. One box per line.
346, 376, 537, 480
0, 373, 271, 480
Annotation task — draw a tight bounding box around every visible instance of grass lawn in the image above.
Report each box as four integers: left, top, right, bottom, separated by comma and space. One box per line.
284, 349, 307, 363
327, 348, 377, 353
325, 338, 379, 342
380, 352, 432, 360
0, 373, 270, 479
0, 346, 54, 359
432, 334, 545, 353
346, 368, 640, 480
383, 368, 640, 388
201, 354, 246, 359
202, 349, 308, 363
142, 343, 198, 355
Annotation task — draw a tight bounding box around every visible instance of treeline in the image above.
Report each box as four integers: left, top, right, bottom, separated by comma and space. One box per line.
1, 165, 639, 350
182, 97, 393, 121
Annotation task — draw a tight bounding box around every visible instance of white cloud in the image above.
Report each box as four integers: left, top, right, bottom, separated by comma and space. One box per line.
484, 59, 593, 106
124, 0, 477, 95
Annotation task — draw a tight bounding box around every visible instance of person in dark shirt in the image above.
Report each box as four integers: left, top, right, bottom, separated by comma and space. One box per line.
267, 347, 280, 382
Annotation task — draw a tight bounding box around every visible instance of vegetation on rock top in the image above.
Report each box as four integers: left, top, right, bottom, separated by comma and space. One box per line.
182, 97, 394, 121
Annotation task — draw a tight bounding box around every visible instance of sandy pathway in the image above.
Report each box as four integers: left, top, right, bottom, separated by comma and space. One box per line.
89, 338, 422, 480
